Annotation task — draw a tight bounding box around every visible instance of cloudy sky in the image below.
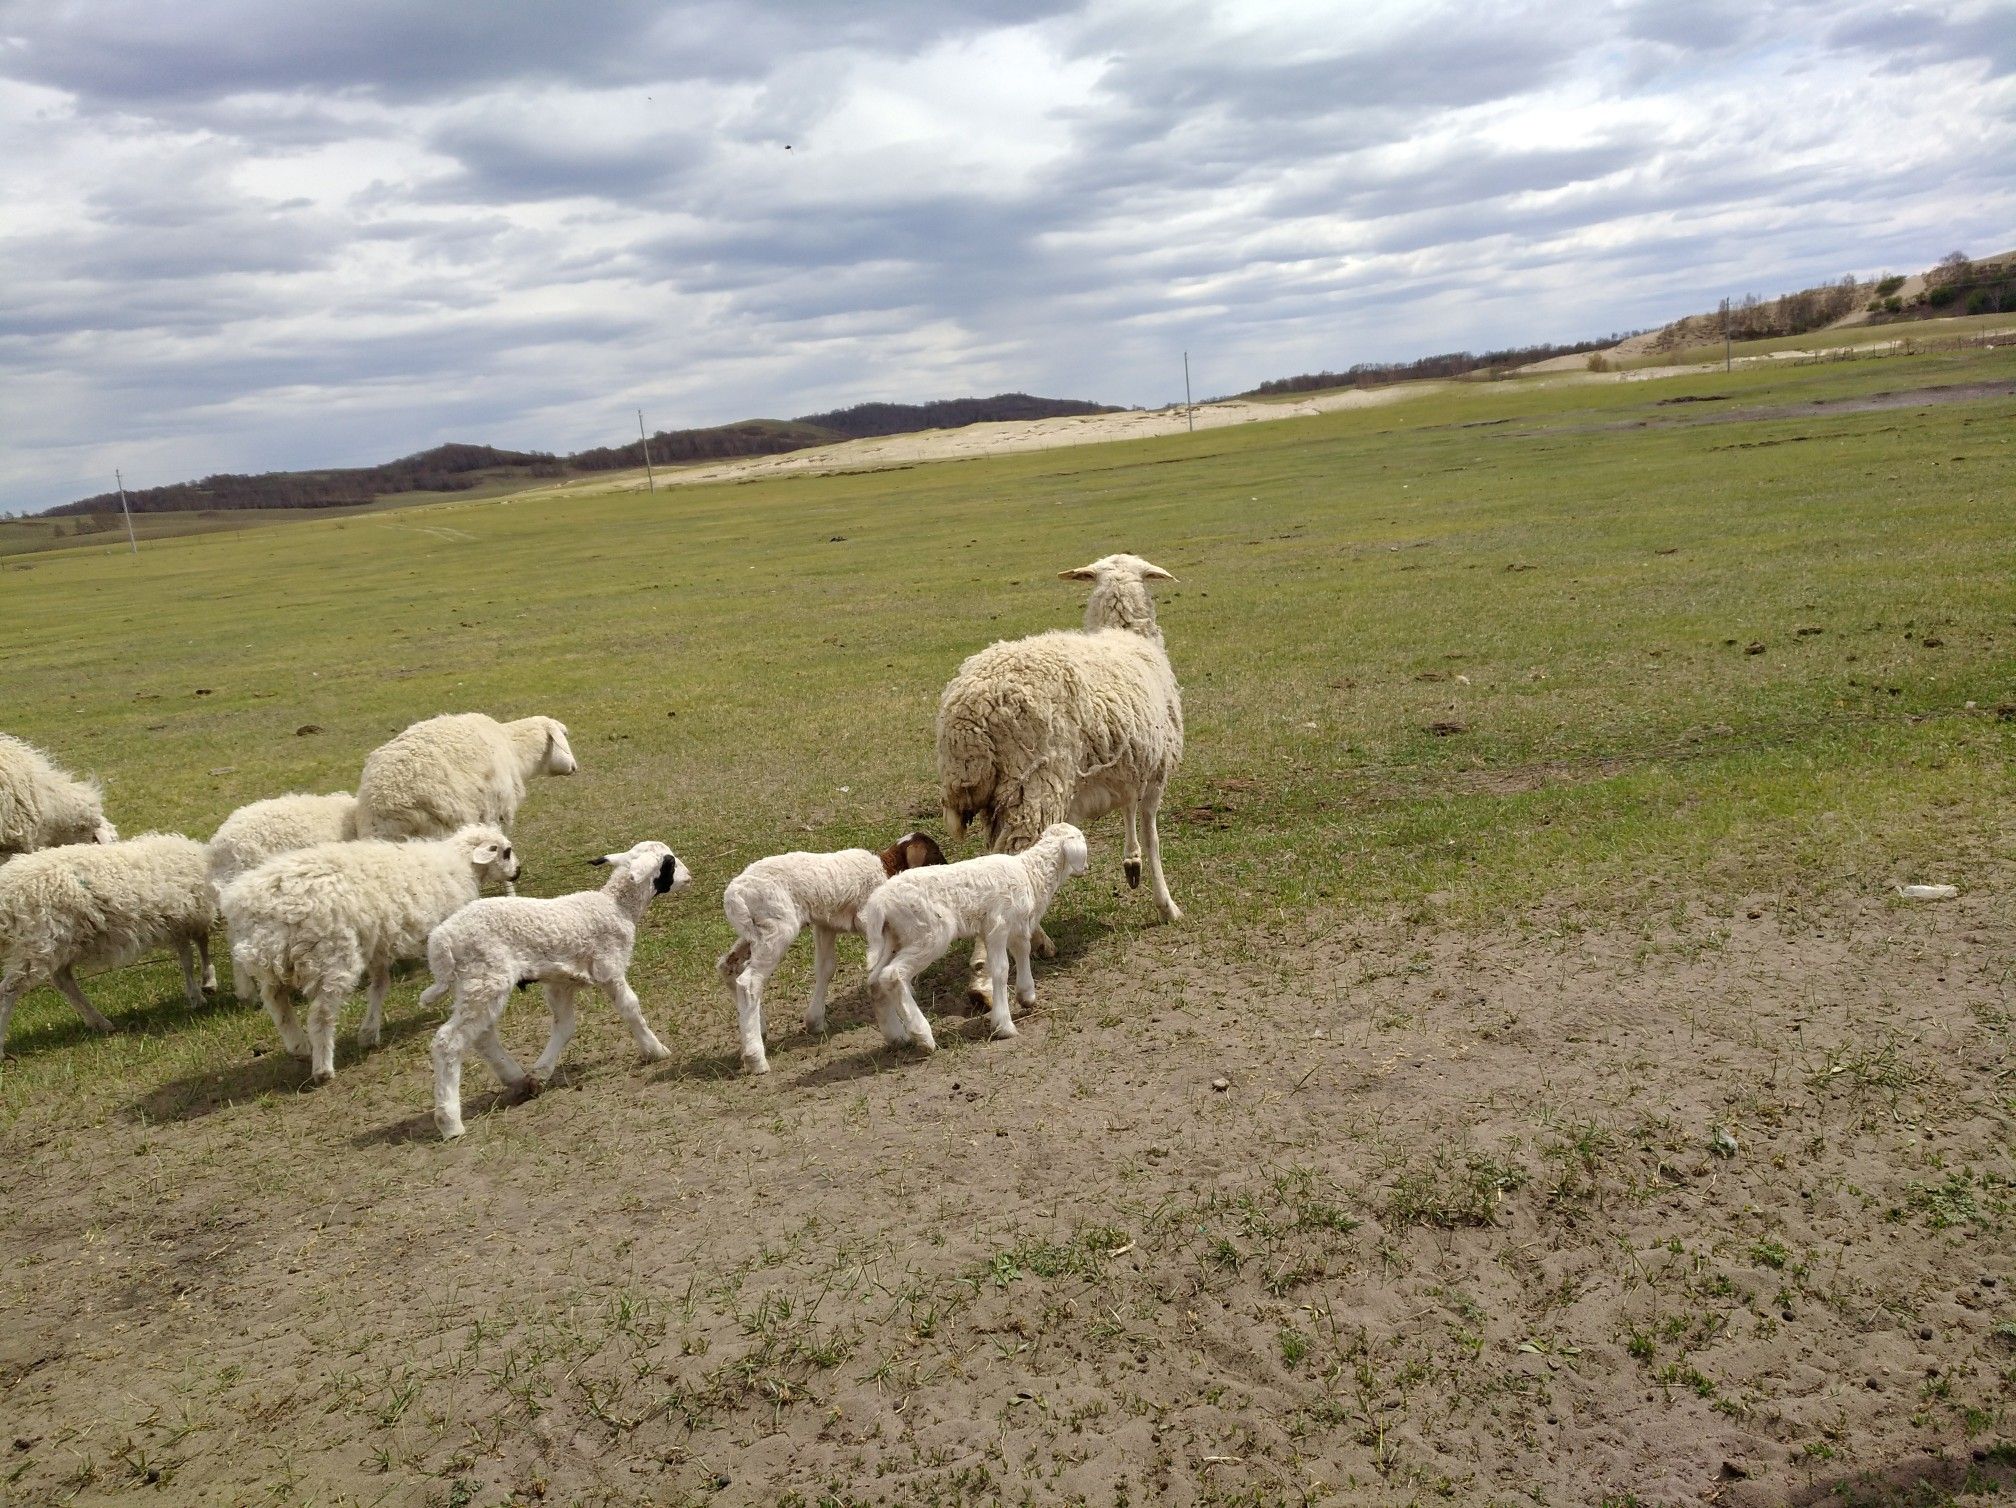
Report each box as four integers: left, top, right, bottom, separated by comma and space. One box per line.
1, 0, 2011, 513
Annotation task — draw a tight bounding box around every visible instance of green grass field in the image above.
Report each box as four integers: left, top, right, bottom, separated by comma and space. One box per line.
2, 345, 2012, 1505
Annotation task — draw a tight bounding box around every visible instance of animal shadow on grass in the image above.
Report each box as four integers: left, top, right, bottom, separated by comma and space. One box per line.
353, 1078, 545, 1147
10, 979, 252, 1062
130, 1006, 440, 1124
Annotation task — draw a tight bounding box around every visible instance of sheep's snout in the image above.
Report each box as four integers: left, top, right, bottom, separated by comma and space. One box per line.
94, 820, 118, 844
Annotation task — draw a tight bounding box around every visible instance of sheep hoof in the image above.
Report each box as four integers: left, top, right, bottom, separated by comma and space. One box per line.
310, 1068, 334, 1085
911, 1030, 937, 1054
435, 1114, 466, 1141
1159, 903, 1183, 923
743, 1054, 770, 1075
643, 1044, 673, 1064
991, 1020, 1019, 1040
1125, 859, 1142, 888
357, 1030, 381, 1049
518, 1075, 545, 1099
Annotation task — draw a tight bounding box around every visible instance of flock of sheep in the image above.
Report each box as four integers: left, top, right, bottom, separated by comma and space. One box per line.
0, 554, 1185, 1138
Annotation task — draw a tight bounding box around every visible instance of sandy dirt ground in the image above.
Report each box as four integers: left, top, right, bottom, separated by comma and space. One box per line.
3, 874, 2011, 1506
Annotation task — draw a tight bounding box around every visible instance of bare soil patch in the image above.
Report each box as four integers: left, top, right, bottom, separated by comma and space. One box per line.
3, 880, 2012, 1505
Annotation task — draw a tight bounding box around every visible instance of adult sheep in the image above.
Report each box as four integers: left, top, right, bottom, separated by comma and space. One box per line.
0, 733, 116, 858
208, 792, 362, 1001
936, 554, 1184, 968
353, 714, 576, 841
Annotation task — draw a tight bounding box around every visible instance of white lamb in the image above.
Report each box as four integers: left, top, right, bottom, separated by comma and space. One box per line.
208, 792, 361, 1000
353, 713, 577, 841
860, 822, 1090, 1048
219, 824, 519, 1083
0, 834, 214, 1057
419, 840, 691, 1140
717, 830, 947, 1075
0, 733, 117, 858
936, 554, 1184, 994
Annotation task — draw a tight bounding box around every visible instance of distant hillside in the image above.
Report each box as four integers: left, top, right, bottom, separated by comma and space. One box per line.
42, 393, 1119, 517
1242, 335, 1642, 397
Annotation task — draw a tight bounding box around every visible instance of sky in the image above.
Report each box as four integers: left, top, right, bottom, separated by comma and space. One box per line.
1, 0, 2012, 514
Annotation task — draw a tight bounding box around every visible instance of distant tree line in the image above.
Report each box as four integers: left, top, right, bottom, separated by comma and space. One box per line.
53, 443, 566, 516
1243, 335, 1642, 396
796, 393, 1120, 438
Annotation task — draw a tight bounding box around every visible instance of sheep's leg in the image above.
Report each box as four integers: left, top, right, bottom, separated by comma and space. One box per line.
806, 925, 838, 1035
429, 991, 485, 1140
474, 1027, 530, 1094
233, 952, 257, 1005
357, 961, 391, 1049
984, 928, 1017, 1040
1123, 803, 1144, 889
603, 976, 671, 1064
1141, 780, 1181, 923
51, 966, 115, 1034
258, 977, 311, 1059
0, 972, 26, 1057
306, 986, 346, 1083
876, 939, 940, 1052
196, 933, 217, 993
172, 938, 204, 1007
530, 981, 579, 1084
734, 925, 794, 1075
1011, 929, 1037, 1010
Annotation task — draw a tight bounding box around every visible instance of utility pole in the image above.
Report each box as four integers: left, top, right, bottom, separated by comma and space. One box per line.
1183, 351, 1194, 433
115, 468, 137, 554
637, 410, 657, 493
1720, 297, 1732, 373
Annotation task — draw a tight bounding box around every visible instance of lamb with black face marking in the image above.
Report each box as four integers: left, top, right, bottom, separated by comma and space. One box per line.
419, 840, 690, 1139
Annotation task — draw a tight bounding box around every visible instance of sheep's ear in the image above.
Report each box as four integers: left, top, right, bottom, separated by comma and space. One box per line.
906, 833, 947, 868
1058, 565, 1102, 581
588, 855, 611, 867
472, 840, 504, 865
1137, 561, 1176, 581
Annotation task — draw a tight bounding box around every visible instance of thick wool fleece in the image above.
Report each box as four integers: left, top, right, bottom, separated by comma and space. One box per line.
0, 733, 114, 856
354, 713, 574, 840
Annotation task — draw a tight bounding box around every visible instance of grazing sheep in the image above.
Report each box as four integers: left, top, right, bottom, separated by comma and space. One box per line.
860, 822, 1090, 1047
420, 841, 690, 1139
0, 733, 116, 858
353, 713, 577, 841
220, 824, 519, 1083
0, 834, 214, 1057
208, 792, 361, 1000
936, 553, 1183, 990
717, 831, 946, 1075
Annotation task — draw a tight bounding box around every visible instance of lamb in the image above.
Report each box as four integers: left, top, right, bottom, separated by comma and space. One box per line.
860, 822, 1090, 1048
219, 824, 519, 1083
0, 733, 117, 858
208, 792, 361, 1000
420, 840, 690, 1139
0, 834, 215, 1057
936, 553, 1184, 990
353, 713, 577, 841
717, 831, 947, 1075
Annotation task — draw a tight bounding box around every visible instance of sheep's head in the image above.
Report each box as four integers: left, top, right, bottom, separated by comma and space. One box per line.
45, 777, 115, 846
536, 718, 578, 776
1060, 554, 1176, 638
456, 824, 521, 886
878, 830, 948, 878
1042, 822, 1091, 877
591, 839, 691, 896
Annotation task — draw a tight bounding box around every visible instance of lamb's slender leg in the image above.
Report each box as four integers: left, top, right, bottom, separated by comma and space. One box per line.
1123, 802, 1144, 889
807, 925, 838, 1035
877, 938, 941, 1051
0, 972, 27, 1056
530, 981, 579, 1084
735, 925, 795, 1074
258, 977, 310, 1059
233, 953, 257, 1005
474, 1026, 530, 1094
984, 928, 1017, 1040
1141, 779, 1181, 923
172, 938, 204, 1006
357, 961, 391, 1049
51, 966, 114, 1033
196, 933, 217, 993
306, 985, 346, 1083
1011, 929, 1037, 1010
430, 991, 482, 1140
604, 976, 671, 1063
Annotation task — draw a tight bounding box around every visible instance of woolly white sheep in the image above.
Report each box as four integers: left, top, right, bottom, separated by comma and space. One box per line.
937, 554, 1183, 988
0, 733, 116, 858
0, 834, 215, 1057
860, 822, 1090, 1047
208, 791, 361, 1000
219, 824, 519, 1083
420, 840, 690, 1139
717, 831, 946, 1075
353, 713, 577, 841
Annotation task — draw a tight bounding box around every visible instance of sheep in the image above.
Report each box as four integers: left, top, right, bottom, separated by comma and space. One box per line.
936, 553, 1183, 991
353, 713, 577, 841
419, 841, 691, 1139
208, 792, 361, 1001
717, 831, 947, 1075
219, 824, 519, 1083
0, 834, 214, 1057
860, 822, 1090, 1048
0, 733, 116, 858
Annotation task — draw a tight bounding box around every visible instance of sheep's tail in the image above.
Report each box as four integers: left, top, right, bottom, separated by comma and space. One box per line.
935, 704, 998, 844
417, 932, 454, 1010
716, 938, 751, 989
861, 906, 895, 988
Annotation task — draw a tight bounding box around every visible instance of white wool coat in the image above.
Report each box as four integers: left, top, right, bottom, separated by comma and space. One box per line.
0, 833, 212, 984
0, 734, 116, 856
862, 825, 1086, 964
208, 791, 361, 892
354, 714, 575, 840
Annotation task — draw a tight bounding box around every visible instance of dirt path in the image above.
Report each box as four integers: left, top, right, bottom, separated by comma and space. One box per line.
3, 883, 2011, 1506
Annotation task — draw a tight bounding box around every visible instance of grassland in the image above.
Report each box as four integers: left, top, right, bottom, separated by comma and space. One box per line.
1, 346, 2012, 1506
